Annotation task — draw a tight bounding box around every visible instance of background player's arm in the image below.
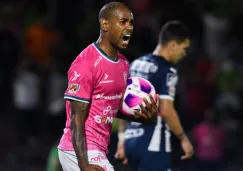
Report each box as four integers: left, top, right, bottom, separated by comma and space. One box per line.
160, 99, 186, 140
159, 70, 193, 159
116, 118, 127, 142
70, 100, 89, 170
114, 118, 128, 164
117, 118, 127, 133
160, 98, 194, 159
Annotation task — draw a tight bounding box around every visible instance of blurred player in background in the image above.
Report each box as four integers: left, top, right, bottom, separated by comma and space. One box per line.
58, 2, 158, 171
115, 21, 194, 171
46, 141, 62, 171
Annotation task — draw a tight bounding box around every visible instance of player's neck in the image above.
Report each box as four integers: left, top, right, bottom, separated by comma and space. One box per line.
96, 37, 118, 60
152, 45, 172, 63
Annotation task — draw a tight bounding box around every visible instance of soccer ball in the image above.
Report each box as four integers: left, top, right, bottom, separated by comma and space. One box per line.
121, 77, 156, 116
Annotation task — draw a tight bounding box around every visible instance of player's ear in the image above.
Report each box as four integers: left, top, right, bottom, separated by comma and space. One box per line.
170, 40, 178, 49
168, 40, 179, 51
100, 18, 109, 32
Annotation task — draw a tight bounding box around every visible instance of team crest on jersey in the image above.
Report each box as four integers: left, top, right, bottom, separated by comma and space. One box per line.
123, 71, 128, 84
67, 83, 80, 94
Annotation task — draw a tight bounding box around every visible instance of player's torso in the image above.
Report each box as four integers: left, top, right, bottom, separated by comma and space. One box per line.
125, 54, 174, 152
128, 54, 172, 128
89, 54, 128, 125
60, 43, 129, 152
125, 116, 171, 153
130, 54, 175, 96
85, 44, 129, 151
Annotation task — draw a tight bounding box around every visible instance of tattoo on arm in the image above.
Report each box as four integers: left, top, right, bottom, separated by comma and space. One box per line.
70, 101, 89, 170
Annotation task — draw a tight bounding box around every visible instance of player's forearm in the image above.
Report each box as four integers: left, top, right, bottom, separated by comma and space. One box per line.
117, 119, 127, 142
117, 119, 127, 132
162, 108, 187, 140
71, 114, 88, 169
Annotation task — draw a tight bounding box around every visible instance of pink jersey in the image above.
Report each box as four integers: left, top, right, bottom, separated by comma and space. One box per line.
58, 43, 129, 154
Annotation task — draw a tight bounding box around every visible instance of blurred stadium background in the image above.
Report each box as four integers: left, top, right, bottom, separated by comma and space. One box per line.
1, 0, 243, 170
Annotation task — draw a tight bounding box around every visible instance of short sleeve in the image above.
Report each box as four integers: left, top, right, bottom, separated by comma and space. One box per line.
64, 58, 94, 103
159, 69, 178, 101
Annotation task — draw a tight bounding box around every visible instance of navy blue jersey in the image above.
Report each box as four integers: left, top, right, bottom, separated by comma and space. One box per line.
125, 117, 172, 171
124, 54, 178, 171
130, 53, 178, 101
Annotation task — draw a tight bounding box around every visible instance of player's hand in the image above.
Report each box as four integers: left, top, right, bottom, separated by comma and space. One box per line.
83, 164, 105, 171
180, 136, 194, 160
134, 94, 159, 123
115, 141, 128, 165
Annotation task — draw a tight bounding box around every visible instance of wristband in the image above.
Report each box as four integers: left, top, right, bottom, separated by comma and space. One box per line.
178, 132, 186, 139
118, 132, 125, 141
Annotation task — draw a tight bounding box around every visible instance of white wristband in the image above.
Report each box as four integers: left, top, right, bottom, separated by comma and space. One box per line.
118, 132, 125, 141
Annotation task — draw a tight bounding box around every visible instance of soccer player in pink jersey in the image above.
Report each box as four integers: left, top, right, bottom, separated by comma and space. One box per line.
58, 2, 158, 171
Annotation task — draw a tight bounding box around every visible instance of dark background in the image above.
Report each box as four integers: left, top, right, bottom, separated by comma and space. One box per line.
1, 0, 243, 170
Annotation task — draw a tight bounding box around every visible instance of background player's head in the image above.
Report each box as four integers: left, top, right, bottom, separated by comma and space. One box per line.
98, 2, 134, 50
158, 21, 190, 63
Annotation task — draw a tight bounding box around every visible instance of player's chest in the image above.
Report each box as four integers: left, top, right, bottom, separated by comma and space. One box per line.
94, 63, 128, 94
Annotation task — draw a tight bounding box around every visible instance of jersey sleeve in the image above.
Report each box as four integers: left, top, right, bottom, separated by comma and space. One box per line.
64, 57, 94, 103
159, 68, 178, 101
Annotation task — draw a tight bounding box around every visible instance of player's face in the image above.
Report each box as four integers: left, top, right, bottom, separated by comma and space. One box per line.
173, 39, 190, 62
108, 7, 134, 49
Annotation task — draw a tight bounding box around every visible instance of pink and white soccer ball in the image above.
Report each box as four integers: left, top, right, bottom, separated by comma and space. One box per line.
121, 77, 157, 116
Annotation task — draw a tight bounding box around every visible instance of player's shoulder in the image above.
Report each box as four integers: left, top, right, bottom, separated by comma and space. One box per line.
78, 43, 99, 61
161, 59, 178, 87
133, 53, 164, 64
162, 64, 177, 76
67, 44, 99, 74
138, 53, 154, 61
156, 56, 177, 75
131, 53, 153, 64
71, 43, 100, 67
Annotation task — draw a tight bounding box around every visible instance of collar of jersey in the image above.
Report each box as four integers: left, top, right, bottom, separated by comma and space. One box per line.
93, 42, 119, 63
151, 54, 176, 67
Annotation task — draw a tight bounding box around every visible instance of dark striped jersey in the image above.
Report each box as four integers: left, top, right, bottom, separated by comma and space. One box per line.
125, 53, 179, 153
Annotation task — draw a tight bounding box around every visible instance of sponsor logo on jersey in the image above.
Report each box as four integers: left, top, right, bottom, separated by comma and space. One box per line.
90, 154, 107, 162
99, 73, 114, 84
96, 93, 122, 100
103, 106, 118, 115
125, 128, 144, 139
94, 115, 113, 124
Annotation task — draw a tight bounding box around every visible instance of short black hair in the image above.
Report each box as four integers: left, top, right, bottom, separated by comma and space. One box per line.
159, 20, 189, 45
98, 2, 127, 21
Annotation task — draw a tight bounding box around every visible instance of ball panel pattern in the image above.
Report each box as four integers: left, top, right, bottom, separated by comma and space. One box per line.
124, 94, 143, 108
121, 77, 156, 116
138, 77, 152, 94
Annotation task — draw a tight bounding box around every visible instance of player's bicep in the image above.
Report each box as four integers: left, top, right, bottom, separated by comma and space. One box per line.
70, 100, 89, 115
70, 100, 89, 128
159, 98, 174, 114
